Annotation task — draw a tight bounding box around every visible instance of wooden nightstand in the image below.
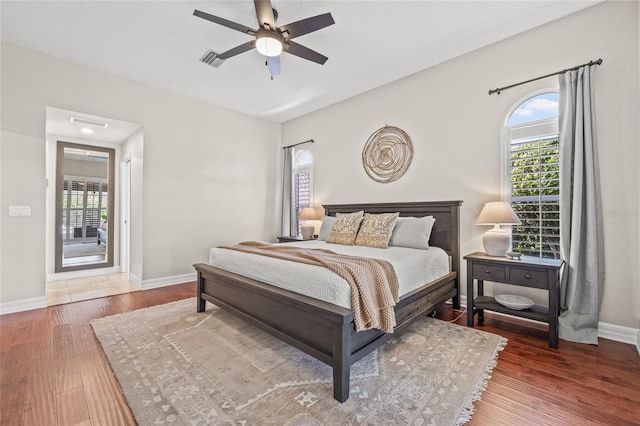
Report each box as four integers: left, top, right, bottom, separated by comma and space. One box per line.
464, 251, 564, 348
277, 236, 316, 243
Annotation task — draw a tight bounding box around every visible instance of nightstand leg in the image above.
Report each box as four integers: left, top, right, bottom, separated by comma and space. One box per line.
477, 279, 484, 320
549, 278, 559, 348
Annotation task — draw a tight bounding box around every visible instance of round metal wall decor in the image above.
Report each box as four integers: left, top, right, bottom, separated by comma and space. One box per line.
362, 125, 414, 183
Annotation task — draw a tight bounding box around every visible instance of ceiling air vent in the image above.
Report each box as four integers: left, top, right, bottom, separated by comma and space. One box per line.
69, 116, 109, 128
199, 49, 225, 69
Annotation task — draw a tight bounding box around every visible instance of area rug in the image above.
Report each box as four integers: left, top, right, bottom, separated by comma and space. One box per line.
91, 298, 507, 425
63, 242, 106, 258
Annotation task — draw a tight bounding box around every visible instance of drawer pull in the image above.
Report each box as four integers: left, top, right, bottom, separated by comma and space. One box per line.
485, 269, 491, 274
525, 274, 531, 279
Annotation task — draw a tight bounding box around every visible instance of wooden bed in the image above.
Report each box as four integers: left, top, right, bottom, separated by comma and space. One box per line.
194, 200, 462, 402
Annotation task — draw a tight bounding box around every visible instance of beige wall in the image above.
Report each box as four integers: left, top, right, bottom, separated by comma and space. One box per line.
282, 1, 639, 329
1, 42, 281, 305
0, 131, 46, 302
636, 2, 640, 333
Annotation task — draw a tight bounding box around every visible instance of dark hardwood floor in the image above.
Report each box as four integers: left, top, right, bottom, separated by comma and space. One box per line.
1, 283, 638, 425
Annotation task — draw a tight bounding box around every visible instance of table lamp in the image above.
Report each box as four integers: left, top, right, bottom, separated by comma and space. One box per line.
475, 201, 521, 256
299, 207, 324, 239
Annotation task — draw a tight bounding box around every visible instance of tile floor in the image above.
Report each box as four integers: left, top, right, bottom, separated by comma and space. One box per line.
46, 272, 140, 306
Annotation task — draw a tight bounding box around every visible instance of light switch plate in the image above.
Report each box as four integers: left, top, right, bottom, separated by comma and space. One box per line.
9, 205, 31, 216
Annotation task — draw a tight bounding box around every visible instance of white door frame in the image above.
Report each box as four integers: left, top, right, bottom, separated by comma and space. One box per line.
120, 154, 131, 273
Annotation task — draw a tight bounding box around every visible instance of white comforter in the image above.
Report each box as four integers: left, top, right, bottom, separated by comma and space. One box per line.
208, 240, 450, 309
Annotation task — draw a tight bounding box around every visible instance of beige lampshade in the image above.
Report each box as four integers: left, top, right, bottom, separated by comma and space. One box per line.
299, 207, 324, 220
475, 202, 521, 225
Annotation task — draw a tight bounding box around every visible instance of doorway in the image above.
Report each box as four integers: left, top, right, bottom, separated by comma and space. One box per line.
55, 142, 115, 272
45, 107, 143, 306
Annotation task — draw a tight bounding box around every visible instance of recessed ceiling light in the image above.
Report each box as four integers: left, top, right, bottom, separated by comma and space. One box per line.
81, 128, 94, 135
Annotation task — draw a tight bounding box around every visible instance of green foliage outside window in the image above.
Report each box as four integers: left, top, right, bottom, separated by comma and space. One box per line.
510, 138, 560, 259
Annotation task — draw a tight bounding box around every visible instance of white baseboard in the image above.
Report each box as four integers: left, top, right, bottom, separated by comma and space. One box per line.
0, 296, 47, 315
130, 273, 142, 288
47, 266, 122, 282
1, 271, 191, 316
140, 272, 196, 290
597, 321, 640, 346
459, 295, 640, 348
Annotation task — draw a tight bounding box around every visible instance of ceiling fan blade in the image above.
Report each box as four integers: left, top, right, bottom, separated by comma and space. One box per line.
267, 56, 281, 76
217, 41, 256, 59
193, 9, 255, 35
254, 0, 276, 30
279, 13, 335, 39
285, 41, 328, 65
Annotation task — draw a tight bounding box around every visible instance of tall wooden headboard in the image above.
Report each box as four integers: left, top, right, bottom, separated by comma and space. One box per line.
322, 200, 463, 276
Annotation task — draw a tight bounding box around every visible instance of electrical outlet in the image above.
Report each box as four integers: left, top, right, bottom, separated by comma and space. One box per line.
9, 205, 31, 216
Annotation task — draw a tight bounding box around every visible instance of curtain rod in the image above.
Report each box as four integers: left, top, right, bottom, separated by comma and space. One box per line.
283, 139, 314, 149
488, 58, 603, 96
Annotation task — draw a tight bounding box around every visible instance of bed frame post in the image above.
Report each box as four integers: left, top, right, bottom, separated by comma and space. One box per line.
452, 284, 461, 310
449, 202, 461, 310
196, 270, 206, 313
333, 323, 351, 402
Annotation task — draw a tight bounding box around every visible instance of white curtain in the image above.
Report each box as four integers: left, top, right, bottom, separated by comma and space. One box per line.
558, 64, 605, 344
281, 147, 296, 236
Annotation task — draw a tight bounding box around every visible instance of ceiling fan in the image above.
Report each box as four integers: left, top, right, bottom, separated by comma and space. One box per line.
194, 0, 335, 78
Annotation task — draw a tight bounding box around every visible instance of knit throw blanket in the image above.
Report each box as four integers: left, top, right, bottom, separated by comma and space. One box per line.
220, 241, 400, 333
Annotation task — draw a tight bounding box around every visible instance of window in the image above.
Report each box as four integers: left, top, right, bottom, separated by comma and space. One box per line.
293, 150, 313, 234
503, 92, 560, 259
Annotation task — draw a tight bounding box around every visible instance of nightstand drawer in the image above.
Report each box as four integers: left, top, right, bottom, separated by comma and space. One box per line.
509, 267, 549, 287
472, 263, 506, 281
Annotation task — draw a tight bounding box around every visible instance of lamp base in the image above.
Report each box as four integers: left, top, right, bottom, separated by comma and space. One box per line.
483, 228, 512, 257
301, 225, 314, 240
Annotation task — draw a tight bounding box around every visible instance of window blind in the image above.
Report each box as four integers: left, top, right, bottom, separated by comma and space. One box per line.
510, 135, 560, 259
294, 171, 310, 235
62, 178, 108, 241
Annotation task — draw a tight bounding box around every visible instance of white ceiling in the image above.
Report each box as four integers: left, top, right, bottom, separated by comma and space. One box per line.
2, 1, 601, 127
46, 107, 143, 144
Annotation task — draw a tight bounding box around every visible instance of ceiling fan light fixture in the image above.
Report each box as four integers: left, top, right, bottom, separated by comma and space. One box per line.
255, 32, 283, 57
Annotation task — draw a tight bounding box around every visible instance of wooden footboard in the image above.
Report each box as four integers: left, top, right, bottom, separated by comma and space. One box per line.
195, 263, 457, 402
195, 200, 462, 402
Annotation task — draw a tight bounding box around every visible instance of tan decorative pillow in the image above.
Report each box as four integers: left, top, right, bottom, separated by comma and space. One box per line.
355, 212, 400, 248
326, 211, 364, 245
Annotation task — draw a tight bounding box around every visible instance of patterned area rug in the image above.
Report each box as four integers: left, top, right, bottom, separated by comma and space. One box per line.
91, 298, 506, 425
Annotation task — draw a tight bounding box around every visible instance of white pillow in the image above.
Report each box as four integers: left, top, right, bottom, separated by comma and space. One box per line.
388, 216, 435, 250
318, 216, 337, 241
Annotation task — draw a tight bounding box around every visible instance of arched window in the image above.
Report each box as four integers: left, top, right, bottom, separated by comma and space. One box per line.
293, 150, 313, 235
502, 92, 560, 258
